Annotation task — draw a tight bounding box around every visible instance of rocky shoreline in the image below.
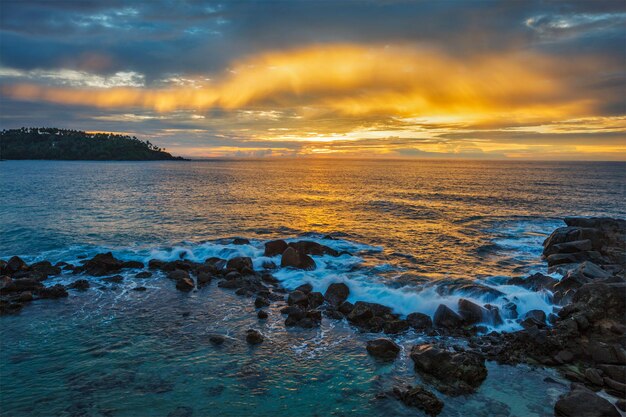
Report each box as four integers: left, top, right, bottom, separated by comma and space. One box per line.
1, 217, 624, 416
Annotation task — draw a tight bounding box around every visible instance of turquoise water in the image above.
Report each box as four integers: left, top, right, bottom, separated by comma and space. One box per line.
1, 160, 624, 416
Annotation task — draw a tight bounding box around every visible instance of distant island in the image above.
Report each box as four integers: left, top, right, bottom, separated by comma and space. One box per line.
0, 127, 187, 161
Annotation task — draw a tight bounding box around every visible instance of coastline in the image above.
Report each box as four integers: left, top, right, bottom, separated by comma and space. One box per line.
1, 217, 624, 416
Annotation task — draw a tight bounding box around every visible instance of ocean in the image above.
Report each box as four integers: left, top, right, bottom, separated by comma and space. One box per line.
1, 159, 624, 416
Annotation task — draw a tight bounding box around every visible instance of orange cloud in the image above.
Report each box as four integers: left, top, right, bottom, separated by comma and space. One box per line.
2, 44, 597, 123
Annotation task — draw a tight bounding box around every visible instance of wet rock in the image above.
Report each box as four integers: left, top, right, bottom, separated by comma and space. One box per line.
167, 269, 189, 281
81, 252, 125, 276
257, 310, 268, 319
17, 291, 33, 302
209, 334, 225, 345
167, 406, 193, 417
435, 280, 504, 301
245, 329, 264, 345
501, 301, 518, 319
102, 275, 123, 283
175, 277, 194, 292
383, 320, 409, 334
69, 279, 90, 291
264, 239, 288, 257
132, 286, 147, 292
457, 299, 489, 325
433, 304, 463, 329
598, 365, 626, 384
308, 291, 324, 309
261, 273, 279, 284
391, 385, 444, 416
347, 301, 392, 323
295, 283, 313, 294
324, 282, 350, 306
254, 296, 270, 308
366, 338, 400, 359
196, 272, 212, 286
36, 284, 68, 299
584, 368, 604, 386
226, 257, 253, 273
148, 259, 166, 269
0, 276, 12, 291
554, 386, 620, 417
406, 312, 433, 330
288, 241, 339, 257
30, 261, 61, 277
287, 290, 309, 307
1, 278, 42, 293
121, 260, 144, 269
338, 301, 354, 315
507, 273, 558, 292
5, 256, 28, 274
280, 247, 316, 270
523, 309, 546, 324
232, 237, 250, 245
410, 344, 487, 395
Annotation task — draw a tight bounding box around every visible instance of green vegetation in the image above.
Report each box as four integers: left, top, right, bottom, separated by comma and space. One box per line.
0, 128, 187, 160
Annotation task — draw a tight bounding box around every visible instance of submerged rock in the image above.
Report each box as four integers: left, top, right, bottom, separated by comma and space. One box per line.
366, 338, 400, 359
68, 279, 90, 291
232, 237, 250, 245
410, 344, 487, 395
246, 329, 264, 345
392, 385, 444, 416
36, 284, 68, 299
135, 271, 152, 278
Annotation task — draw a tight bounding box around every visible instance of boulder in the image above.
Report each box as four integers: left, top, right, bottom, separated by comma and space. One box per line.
209, 334, 225, 345
347, 301, 392, 324
288, 241, 339, 256
523, 309, 546, 324
287, 290, 309, 307
30, 261, 61, 277
366, 338, 400, 359
410, 344, 487, 395
324, 283, 350, 306
232, 238, 250, 245
102, 275, 123, 283
257, 310, 268, 319
135, 271, 153, 278
458, 299, 488, 325
175, 277, 194, 292
264, 240, 288, 257
81, 252, 124, 276
280, 247, 316, 270
406, 312, 433, 330
254, 296, 270, 308
391, 385, 444, 416
167, 269, 190, 281
338, 301, 354, 315
245, 329, 264, 345
383, 320, 410, 334
295, 283, 313, 294
507, 273, 558, 292
226, 257, 253, 273
433, 304, 463, 329
307, 291, 324, 309
5, 256, 28, 274
121, 260, 144, 269
68, 279, 90, 291
1, 278, 42, 293
554, 387, 620, 417
196, 272, 212, 286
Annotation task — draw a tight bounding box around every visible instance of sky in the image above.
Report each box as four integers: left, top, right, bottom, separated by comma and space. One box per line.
0, 0, 625, 160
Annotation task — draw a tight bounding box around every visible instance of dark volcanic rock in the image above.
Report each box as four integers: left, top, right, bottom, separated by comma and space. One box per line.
406, 312, 433, 330
264, 240, 288, 257
102, 275, 123, 283
507, 273, 558, 292
175, 277, 194, 292
410, 344, 487, 395
280, 247, 316, 270
81, 252, 124, 276
391, 385, 444, 416
554, 386, 620, 417
36, 284, 68, 299
324, 282, 350, 306
209, 334, 225, 345
433, 304, 463, 329
121, 260, 144, 269
135, 271, 153, 278
457, 299, 488, 325
232, 238, 250, 245
383, 320, 410, 334
366, 338, 400, 359
1, 278, 42, 293
288, 241, 340, 257
254, 296, 270, 308
347, 301, 392, 323
308, 291, 324, 309
245, 329, 264, 345
287, 290, 309, 307
257, 310, 268, 319
5, 256, 28, 274
295, 283, 313, 294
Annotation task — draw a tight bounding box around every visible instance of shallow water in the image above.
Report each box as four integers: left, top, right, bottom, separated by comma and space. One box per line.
1, 159, 624, 416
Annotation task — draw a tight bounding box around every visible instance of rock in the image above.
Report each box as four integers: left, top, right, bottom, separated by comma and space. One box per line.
102, 275, 123, 283
226, 257, 253, 273
433, 304, 463, 329
232, 238, 250, 245
458, 299, 489, 325
264, 240, 288, 257
554, 387, 620, 417
501, 301, 518, 319
295, 283, 313, 294
598, 365, 626, 384
435, 280, 505, 301
366, 338, 400, 359
347, 301, 392, 324
307, 291, 324, 309
588, 342, 626, 365
245, 329, 264, 345
523, 309, 546, 324
69, 279, 90, 291
254, 296, 270, 308
324, 283, 350, 306
196, 272, 212, 286
209, 334, 225, 345
0, 276, 12, 291
280, 247, 316, 270
121, 260, 144, 269
30, 260, 61, 277
1, 278, 42, 293
288, 241, 339, 257
392, 385, 444, 416
584, 368, 604, 386
507, 273, 558, 292
338, 301, 354, 315
167, 269, 190, 281
132, 286, 147, 292
17, 291, 33, 302
5, 256, 28, 274
135, 271, 152, 278
261, 273, 279, 284
148, 259, 165, 269
175, 277, 194, 292
410, 344, 487, 395
257, 310, 268, 319
81, 252, 124, 276
36, 284, 68, 299
406, 312, 433, 330
287, 290, 309, 307
383, 320, 409, 334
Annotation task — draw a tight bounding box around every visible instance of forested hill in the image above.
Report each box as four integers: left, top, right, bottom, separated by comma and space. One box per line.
0, 128, 187, 160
